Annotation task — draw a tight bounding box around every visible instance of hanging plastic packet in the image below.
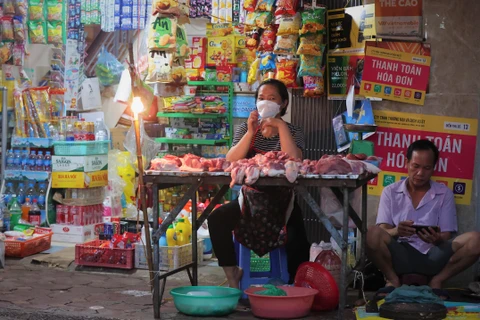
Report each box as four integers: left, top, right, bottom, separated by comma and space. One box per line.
254, 12, 272, 29
146, 52, 173, 83
152, 0, 188, 17
1, 17, 15, 42
148, 16, 177, 52
245, 29, 260, 50
0, 43, 13, 65
13, 16, 25, 42
275, 59, 298, 87
171, 57, 187, 84
13, 89, 26, 137
47, 21, 63, 44
275, 0, 298, 16
175, 25, 190, 57
95, 47, 125, 86
277, 13, 301, 35
273, 34, 298, 55
29, 86, 50, 122
22, 89, 41, 137
297, 34, 324, 55
12, 44, 24, 66
303, 75, 324, 97
299, 7, 326, 35
14, 0, 28, 17
298, 55, 323, 77
4, 0, 16, 15
258, 26, 276, 52
255, 0, 275, 12
49, 88, 66, 117
28, 20, 47, 44
28, 0, 44, 20
243, 0, 257, 12
259, 52, 276, 72
46, 0, 63, 21
244, 12, 256, 32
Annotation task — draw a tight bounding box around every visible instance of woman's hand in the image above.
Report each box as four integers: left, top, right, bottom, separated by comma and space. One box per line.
261, 118, 285, 138
247, 111, 260, 135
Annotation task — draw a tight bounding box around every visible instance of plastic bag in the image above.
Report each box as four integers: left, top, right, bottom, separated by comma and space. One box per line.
1, 17, 15, 42
13, 16, 25, 42
277, 13, 301, 36
146, 52, 173, 83
258, 26, 276, 52
28, 20, 47, 44
46, 0, 63, 21
12, 44, 24, 66
248, 57, 260, 85
273, 34, 298, 55
297, 34, 324, 56
298, 55, 323, 77
15, 0, 28, 17
95, 46, 125, 86
299, 7, 326, 35
275, 0, 298, 16
255, 0, 275, 12
275, 59, 298, 88
148, 16, 177, 52
259, 52, 276, 72
47, 21, 63, 44
28, 0, 44, 20
303, 75, 324, 97
175, 25, 190, 57
255, 12, 272, 29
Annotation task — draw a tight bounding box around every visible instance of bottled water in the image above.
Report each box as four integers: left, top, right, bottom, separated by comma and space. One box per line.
66, 124, 75, 141
6, 149, 14, 170
49, 125, 60, 141
2, 203, 10, 231
28, 151, 36, 171
16, 182, 26, 205
37, 183, 47, 224
21, 150, 29, 170
13, 150, 22, 170
26, 181, 38, 202
36, 151, 45, 171
94, 118, 108, 141
0, 196, 4, 229
44, 151, 52, 172
3, 182, 15, 205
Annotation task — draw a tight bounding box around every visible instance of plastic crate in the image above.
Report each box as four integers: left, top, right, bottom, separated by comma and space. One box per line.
75, 239, 134, 269
53, 141, 110, 156
135, 240, 204, 271
5, 227, 53, 258
250, 251, 270, 272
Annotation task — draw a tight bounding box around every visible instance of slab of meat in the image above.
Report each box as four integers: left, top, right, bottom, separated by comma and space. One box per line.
180, 154, 206, 172
315, 157, 352, 174
345, 160, 366, 175
149, 156, 181, 171
244, 164, 260, 185
230, 166, 246, 188
262, 161, 286, 177
299, 159, 317, 175
207, 158, 230, 172
285, 160, 300, 183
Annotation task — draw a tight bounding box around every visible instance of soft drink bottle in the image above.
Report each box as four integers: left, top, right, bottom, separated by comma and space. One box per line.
8, 196, 21, 229
36, 151, 45, 171
26, 181, 38, 202
28, 199, 41, 226
16, 182, 26, 205
44, 151, 52, 172
13, 150, 22, 170
6, 149, 14, 170
56, 204, 64, 224
22, 198, 32, 221
37, 183, 47, 223
21, 150, 29, 170
28, 151, 36, 171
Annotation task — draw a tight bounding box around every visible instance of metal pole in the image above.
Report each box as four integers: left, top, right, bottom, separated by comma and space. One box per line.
152, 184, 160, 319
191, 191, 198, 286
338, 187, 350, 320
360, 184, 368, 273
1, 87, 8, 184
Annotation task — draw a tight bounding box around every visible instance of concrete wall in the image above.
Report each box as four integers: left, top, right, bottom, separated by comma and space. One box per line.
364, 0, 480, 286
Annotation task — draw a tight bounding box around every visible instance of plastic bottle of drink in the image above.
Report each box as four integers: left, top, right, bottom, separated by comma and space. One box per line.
2, 204, 10, 231
94, 118, 108, 141
314, 243, 342, 289
21, 150, 29, 170
36, 151, 45, 171
37, 183, 47, 223
28, 151, 36, 171
6, 149, 14, 170
8, 196, 22, 229
0, 197, 5, 229
3, 182, 15, 205
16, 182, 26, 205
12, 149, 21, 170
26, 181, 38, 202
44, 151, 52, 172
22, 198, 32, 221
49, 124, 60, 141
28, 199, 41, 226
66, 124, 75, 141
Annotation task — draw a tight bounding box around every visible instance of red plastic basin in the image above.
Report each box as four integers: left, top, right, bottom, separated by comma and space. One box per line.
245, 286, 319, 319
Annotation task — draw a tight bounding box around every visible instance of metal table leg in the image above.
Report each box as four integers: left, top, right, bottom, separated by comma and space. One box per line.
152, 184, 160, 319
191, 192, 198, 286
338, 187, 350, 320
359, 184, 368, 296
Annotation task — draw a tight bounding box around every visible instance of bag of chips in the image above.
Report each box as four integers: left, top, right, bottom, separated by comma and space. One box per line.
47, 21, 63, 44
175, 25, 190, 57
303, 75, 324, 97
275, 59, 298, 87
4, 0, 16, 15
245, 29, 260, 50
243, 0, 257, 12
152, 0, 189, 17
255, 0, 275, 12
275, 0, 298, 16
255, 12, 273, 29
299, 7, 326, 35
12, 44, 24, 66
1, 17, 15, 42
46, 0, 63, 21
148, 17, 177, 52
298, 55, 323, 77
259, 52, 276, 72
146, 52, 173, 83
273, 34, 298, 55
15, 0, 28, 17
277, 13, 301, 36
13, 16, 25, 42
297, 34, 324, 55
258, 26, 276, 52
248, 57, 260, 84
171, 57, 187, 84
28, 0, 44, 20
28, 20, 47, 44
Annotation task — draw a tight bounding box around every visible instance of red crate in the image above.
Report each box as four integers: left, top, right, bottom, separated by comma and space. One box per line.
75, 240, 134, 269
5, 227, 53, 258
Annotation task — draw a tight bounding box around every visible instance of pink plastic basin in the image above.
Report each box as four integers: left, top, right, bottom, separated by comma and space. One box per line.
245, 286, 319, 319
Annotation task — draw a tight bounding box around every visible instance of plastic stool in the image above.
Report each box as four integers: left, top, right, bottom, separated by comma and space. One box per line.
234, 240, 289, 299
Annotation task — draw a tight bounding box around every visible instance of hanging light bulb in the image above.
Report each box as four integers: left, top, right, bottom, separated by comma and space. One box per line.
131, 97, 144, 119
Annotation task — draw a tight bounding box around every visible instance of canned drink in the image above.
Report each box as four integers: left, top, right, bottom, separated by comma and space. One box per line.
56, 205, 64, 224
113, 221, 120, 235
104, 222, 113, 236
69, 206, 78, 225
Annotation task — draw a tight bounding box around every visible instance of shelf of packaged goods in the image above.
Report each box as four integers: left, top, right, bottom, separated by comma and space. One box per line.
155, 138, 229, 145
156, 112, 227, 119
4, 170, 50, 181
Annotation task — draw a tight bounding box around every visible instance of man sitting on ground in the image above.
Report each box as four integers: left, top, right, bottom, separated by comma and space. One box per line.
366, 139, 480, 298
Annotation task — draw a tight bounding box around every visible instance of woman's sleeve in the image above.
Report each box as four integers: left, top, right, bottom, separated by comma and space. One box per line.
232, 122, 248, 147
292, 126, 305, 153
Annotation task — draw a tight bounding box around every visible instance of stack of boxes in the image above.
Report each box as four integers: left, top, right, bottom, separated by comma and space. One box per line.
99, 0, 151, 32
51, 154, 108, 243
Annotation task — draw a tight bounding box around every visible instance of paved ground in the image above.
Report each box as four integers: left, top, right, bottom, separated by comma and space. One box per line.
0, 249, 359, 320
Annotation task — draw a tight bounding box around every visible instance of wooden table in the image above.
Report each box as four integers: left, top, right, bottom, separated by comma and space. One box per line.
144, 172, 376, 319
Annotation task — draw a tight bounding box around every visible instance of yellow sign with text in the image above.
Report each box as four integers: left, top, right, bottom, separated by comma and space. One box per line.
52, 170, 108, 189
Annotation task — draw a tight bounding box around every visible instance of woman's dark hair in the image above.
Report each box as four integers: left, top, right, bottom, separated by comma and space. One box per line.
407, 139, 439, 165
255, 79, 289, 116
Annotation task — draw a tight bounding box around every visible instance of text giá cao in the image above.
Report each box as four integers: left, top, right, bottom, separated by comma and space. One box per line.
378, 0, 420, 7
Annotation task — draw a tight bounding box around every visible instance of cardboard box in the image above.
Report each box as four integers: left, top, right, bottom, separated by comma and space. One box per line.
51, 223, 102, 244
52, 155, 108, 172
111, 126, 130, 151
52, 171, 109, 188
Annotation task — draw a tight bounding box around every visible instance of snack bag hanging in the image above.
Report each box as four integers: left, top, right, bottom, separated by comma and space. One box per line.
28, 0, 44, 20
259, 52, 276, 72
303, 75, 324, 97
254, 12, 272, 29
171, 57, 187, 84
275, 59, 298, 88
47, 21, 64, 44
12, 44, 24, 66
95, 46, 125, 86
46, 0, 64, 21
146, 52, 173, 83
273, 34, 298, 55
277, 13, 301, 35
175, 25, 190, 57
28, 20, 47, 44
13, 16, 25, 42
148, 17, 177, 52
1, 17, 15, 42
4, 0, 16, 15
15, 0, 28, 17
298, 55, 323, 77
243, 0, 257, 12
248, 57, 260, 84
152, 0, 188, 17
255, 0, 275, 12
275, 0, 298, 16
258, 26, 276, 52
299, 7, 326, 35
297, 34, 324, 55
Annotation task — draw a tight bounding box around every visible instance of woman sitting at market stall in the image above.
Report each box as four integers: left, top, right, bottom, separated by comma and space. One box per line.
208, 79, 310, 289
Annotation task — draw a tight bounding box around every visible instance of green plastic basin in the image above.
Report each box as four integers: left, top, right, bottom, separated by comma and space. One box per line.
170, 286, 242, 316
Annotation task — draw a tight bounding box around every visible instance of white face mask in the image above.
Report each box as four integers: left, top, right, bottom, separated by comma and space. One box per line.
256, 100, 282, 119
